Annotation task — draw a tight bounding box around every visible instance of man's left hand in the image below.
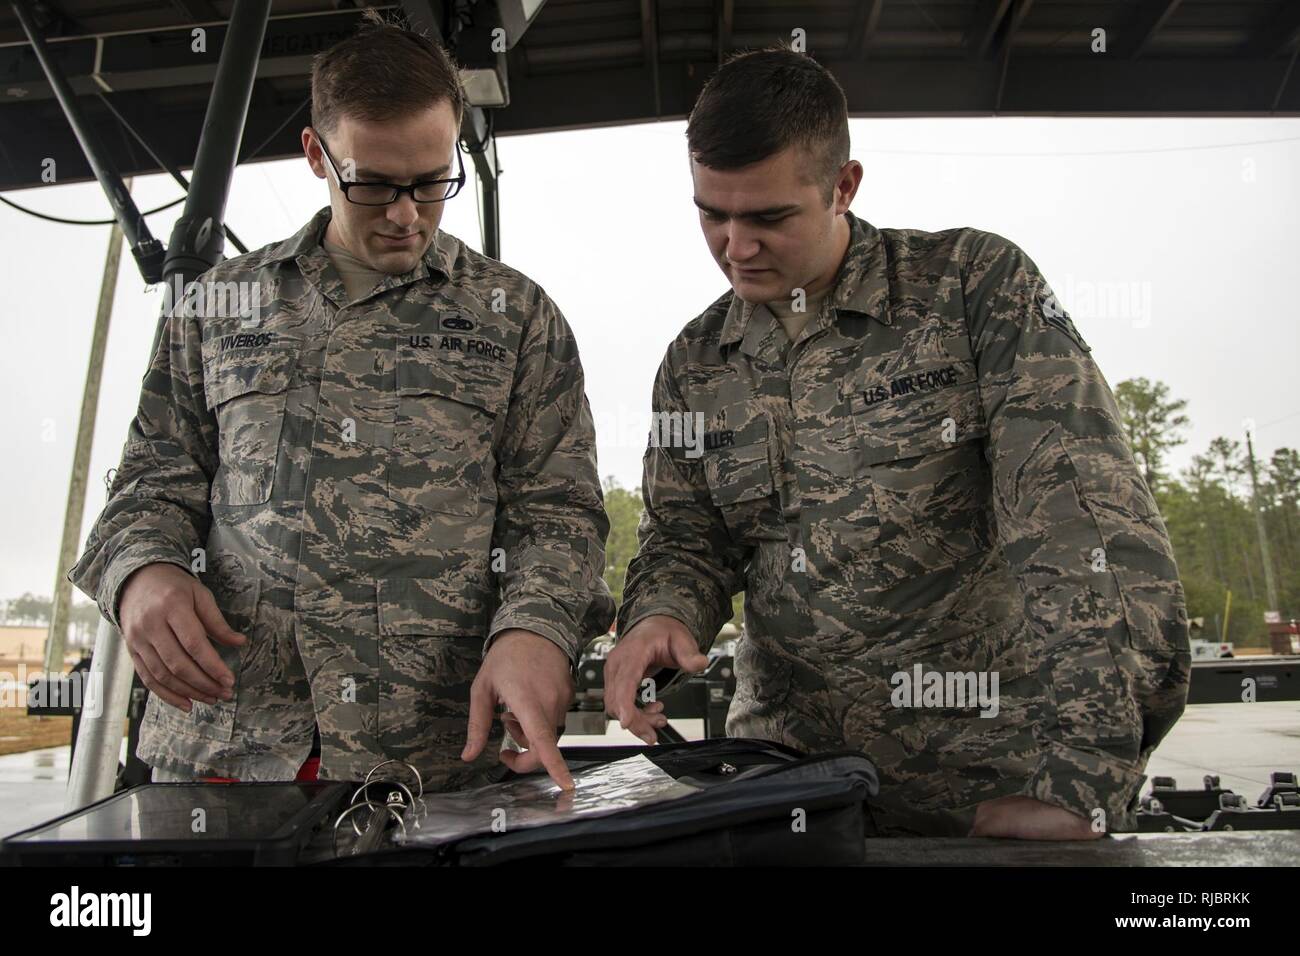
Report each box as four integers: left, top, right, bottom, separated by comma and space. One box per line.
969, 795, 1102, 840
462, 629, 576, 790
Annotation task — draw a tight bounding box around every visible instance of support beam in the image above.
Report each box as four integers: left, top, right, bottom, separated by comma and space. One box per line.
166, 0, 221, 23
159, 0, 271, 310
0, 9, 378, 102
10, 0, 164, 281
96, 91, 248, 254
462, 106, 499, 259
715, 0, 731, 67
1115, 0, 1182, 61
844, 0, 884, 61
1270, 44, 1299, 113
1243, 0, 1300, 60
29, 0, 88, 38
1004, 0, 1035, 47
965, 0, 1013, 60
640, 0, 661, 117
994, 0, 1035, 112
240, 94, 310, 164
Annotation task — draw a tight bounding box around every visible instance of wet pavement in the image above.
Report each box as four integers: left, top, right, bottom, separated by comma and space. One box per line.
0, 745, 72, 836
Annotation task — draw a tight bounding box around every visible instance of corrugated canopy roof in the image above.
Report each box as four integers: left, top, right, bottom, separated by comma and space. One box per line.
1, 0, 1298, 190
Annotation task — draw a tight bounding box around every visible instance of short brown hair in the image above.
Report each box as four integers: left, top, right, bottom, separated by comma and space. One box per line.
311, 10, 465, 137
686, 47, 850, 203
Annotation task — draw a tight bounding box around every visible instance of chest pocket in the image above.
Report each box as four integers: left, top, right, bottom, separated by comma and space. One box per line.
389, 345, 511, 516
845, 360, 993, 574
703, 415, 783, 543
203, 346, 297, 506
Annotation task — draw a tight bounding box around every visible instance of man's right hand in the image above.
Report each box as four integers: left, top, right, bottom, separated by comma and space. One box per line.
604, 615, 709, 744
118, 563, 246, 712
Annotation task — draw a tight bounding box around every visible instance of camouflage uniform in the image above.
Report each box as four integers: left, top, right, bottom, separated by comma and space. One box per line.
70, 207, 615, 788
618, 212, 1190, 834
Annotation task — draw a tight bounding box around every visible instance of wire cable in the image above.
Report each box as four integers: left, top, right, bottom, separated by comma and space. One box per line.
0, 191, 184, 224
0, 94, 310, 228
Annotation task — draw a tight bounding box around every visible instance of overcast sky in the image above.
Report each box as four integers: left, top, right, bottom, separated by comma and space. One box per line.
1, 116, 1298, 602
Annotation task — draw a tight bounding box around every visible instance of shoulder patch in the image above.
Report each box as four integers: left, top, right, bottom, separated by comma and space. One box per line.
1038, 289, 1091, 352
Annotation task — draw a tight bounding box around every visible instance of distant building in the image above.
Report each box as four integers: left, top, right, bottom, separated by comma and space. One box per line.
0, 625, 47, 667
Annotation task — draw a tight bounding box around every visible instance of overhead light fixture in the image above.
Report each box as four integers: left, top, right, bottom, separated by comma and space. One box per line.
496, 0, 547, 49
459, 57, 508, 108
453, 0, 548, 108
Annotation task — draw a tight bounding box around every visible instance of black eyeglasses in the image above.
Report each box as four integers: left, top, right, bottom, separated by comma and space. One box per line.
314, 130, 466, 206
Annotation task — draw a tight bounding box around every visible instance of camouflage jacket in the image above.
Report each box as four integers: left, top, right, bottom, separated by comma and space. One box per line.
70, 207, 615, 787
618, 212, 1190, 832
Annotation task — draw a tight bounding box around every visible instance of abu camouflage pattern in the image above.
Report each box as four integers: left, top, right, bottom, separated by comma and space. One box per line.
619, 212, 1190, 834
70, 206, 615, 789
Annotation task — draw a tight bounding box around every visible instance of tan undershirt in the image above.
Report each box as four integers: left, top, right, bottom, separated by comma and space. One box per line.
766, 288, 829, 343
322, 236, 387, 304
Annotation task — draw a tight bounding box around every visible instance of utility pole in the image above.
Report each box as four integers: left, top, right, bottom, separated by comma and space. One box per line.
1245, 424, 1281, 620
44, 180, 129, 674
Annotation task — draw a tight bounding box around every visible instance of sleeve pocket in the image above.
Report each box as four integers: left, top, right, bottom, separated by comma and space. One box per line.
1060, 435, 1185, 654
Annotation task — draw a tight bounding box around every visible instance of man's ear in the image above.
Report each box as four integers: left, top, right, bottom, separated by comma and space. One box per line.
302, 127, 327, 180
833, 160, 863, 215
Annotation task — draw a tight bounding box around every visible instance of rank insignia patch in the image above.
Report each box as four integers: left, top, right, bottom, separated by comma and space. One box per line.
1039, 289, 1091, 352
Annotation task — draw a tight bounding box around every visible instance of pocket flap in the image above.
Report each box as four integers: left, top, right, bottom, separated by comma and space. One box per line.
396, 340, 511, 414
203, 347, 297, 410
377, 577, 493, 637
704, 418, 775, 507
850, 362, 987, 465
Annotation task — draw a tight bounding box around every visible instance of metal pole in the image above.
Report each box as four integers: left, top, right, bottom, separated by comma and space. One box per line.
158, 0, 273, 353
463, 107, 500, 258
44, 182, 129, 674
65, 618, 135, 810
10, 0, 164, 283
478, 152, 500, 259
1245, 427, 1281, 617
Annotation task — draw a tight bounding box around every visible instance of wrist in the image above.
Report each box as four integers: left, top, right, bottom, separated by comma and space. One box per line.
489, 627, 570, 666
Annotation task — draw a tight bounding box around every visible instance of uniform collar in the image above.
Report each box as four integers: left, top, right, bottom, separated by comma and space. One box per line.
719, 210, 892, 350
265, 206, 453, 304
